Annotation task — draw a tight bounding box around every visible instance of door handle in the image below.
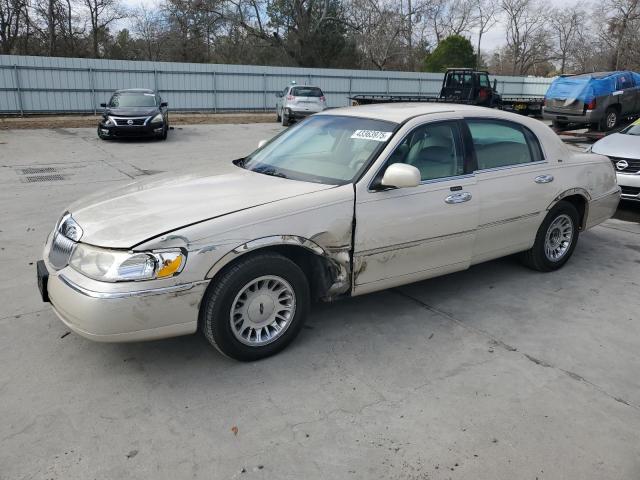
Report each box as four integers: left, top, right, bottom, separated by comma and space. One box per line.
535, 174, 554, 184
444, 192, 472, 204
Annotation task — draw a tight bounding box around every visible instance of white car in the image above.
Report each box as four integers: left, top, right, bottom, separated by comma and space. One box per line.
38, 104, 620, 361
590, 119, 640, 202
275, 84, 327, 126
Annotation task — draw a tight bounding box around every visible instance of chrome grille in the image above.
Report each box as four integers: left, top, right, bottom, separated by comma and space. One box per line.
48, 233, 76, 269
610, 157, 640, 174
113, 117, 148, 126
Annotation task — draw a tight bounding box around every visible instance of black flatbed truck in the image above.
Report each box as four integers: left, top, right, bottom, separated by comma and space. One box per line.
349, 68, 545, 116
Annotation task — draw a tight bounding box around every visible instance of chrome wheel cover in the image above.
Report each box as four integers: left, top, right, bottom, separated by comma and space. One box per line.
544, 214, 574, 262
606, 112, 617, 129
230, 275, 296, 347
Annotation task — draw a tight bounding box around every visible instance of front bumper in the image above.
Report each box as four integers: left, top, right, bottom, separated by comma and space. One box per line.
542, 108, 597, 125
617, 173, 640, 202
42, 262, 207, 342
98, 121, 164, 138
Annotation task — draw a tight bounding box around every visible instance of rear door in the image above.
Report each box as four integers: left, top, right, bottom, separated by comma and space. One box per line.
465, 118, 558, 263
614, 73, 638, 115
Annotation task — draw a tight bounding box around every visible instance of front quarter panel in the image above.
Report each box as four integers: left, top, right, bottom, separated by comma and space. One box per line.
135, 183, 355, 291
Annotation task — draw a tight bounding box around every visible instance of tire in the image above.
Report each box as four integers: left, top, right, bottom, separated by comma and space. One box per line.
552, 120, 568, 130
599, 107, 619, 131
97, 126, 110, 140
200, 252, 310, 361
281, 110, 290, 127
521, 200, 580, 272
276, 109, 281, 122
160, 124, 168, 140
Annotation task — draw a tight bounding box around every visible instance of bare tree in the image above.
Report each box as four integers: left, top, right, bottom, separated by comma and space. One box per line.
501, 0, 550, 74
472, 0, 498, 68
132, 4, 164, 60
82, 0, 126, 56
0, 0, 28, 53
600, 0, 640, 69
548, 6, 580, 74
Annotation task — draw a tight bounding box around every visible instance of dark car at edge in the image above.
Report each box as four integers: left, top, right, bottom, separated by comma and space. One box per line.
98, 89, 169, 140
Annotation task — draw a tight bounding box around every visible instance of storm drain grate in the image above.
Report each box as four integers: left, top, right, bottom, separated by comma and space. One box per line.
20, 167, 57, 175
25, 174, 66, 182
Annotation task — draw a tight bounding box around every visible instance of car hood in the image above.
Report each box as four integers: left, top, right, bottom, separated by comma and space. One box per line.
69, 167, 335, 248
105, 106, 160, 117
591, 133, 640, 159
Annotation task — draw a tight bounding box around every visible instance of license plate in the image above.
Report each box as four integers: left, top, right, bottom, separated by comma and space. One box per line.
514, 103, 527, 110
36, 260, 50, 302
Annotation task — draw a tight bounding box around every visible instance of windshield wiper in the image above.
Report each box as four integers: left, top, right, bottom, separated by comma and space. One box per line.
253, 166, 288, 179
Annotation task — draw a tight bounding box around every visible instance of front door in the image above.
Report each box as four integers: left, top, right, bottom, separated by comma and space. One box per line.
353, 120, 479, 295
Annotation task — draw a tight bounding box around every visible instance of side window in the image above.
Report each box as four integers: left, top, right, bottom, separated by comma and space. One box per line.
479, 74, 490, 88
616, 75, 632, 90
467, 120, 543, 170
387, 121, 465, 181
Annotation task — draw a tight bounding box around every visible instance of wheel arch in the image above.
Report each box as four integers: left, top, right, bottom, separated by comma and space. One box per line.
547, 189, 590, 230
205, 235, 351, 301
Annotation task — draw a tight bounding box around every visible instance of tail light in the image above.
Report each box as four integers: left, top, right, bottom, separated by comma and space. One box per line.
320, 95, 326, 102
287, 95, 294, 100
586, 98, 596, 110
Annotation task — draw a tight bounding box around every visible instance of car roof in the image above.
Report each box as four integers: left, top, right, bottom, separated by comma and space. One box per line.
288, 85, 322, 89
316, 102, 509, 124
114, 88, 156, 94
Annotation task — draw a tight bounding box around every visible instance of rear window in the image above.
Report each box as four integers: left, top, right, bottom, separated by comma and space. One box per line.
291, 87, 323, 97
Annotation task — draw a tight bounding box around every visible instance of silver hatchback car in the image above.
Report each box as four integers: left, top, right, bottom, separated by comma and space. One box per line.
275, 84, 327, 126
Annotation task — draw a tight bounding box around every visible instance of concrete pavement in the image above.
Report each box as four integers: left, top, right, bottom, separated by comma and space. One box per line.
1, 125, 639, 480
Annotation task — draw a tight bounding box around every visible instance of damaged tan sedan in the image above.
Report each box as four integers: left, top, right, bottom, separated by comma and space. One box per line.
37, 104, 620, 361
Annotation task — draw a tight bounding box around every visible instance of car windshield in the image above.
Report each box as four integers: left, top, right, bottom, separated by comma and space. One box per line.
109, 93, 157, 107
241, 115, 397, 185
621, 122, 640, 136
291, 87, 323, 97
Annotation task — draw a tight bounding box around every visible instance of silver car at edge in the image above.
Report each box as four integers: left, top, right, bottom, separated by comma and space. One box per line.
38, 103, 620, 361
590, 119, 640, 202
275, 84, 327, 126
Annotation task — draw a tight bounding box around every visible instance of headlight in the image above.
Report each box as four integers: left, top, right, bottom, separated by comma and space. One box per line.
69, 244, 185, 282
151, 113, 163, 123
103, 117, 114, 126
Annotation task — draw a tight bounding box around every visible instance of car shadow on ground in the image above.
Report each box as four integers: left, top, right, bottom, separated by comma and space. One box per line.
614, 201, 640, 223
82, 254, 530, 376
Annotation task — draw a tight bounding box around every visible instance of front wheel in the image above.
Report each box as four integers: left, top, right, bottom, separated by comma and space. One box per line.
200, 252, 310, 361
281, 109, 290, 127
521, 201, 580, 272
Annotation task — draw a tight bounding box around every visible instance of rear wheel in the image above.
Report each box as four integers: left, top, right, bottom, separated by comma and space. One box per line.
200, 252, 309, 361
600, 107, 619, 131
281, 109, 290, 127
521, 201, 580, 272
552, 120, 568, 130
276, 109, 281, 122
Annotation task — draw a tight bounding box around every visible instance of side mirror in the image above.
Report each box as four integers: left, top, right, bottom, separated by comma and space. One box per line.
275, 93, 281, 98
160, 101, 168, 107
258, 139, 268, 148
381, 163, 421, 189
100, 103, 106, 108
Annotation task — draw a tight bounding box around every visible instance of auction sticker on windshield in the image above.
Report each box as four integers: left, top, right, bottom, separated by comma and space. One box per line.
351, 130, 393, 142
